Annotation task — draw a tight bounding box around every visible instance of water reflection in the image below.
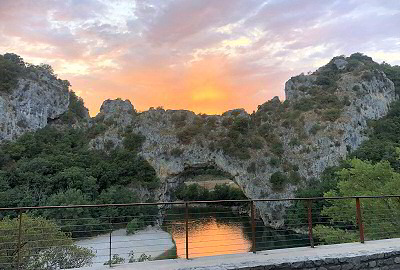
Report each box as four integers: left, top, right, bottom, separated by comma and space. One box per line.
163, 207, 308, 258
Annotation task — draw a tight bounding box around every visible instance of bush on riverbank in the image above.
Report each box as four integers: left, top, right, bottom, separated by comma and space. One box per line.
174, 183, 246, 201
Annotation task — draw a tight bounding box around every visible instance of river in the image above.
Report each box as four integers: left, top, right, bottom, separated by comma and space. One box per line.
163, 206, 309, 258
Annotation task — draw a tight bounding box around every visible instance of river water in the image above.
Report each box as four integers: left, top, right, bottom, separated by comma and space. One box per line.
163, 207, 309, 258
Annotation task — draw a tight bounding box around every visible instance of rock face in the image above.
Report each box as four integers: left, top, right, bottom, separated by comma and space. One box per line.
0, 71, 69, 141
2, 53, 397, 228
89, 55, 397, 228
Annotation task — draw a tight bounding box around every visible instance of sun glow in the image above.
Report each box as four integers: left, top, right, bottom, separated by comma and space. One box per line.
191, 85, 226, 102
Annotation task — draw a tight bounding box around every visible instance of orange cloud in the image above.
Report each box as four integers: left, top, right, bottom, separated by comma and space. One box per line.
2, 0, 399, 118
66, 55, 283, 116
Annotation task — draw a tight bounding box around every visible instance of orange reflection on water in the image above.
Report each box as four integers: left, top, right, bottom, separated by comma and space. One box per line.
170, 217, 251, 258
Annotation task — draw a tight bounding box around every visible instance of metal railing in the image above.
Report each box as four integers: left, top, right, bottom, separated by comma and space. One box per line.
1, 195, 400, 269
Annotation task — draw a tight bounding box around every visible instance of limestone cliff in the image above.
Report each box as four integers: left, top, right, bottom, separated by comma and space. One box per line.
89, 54, 397, 227
1, 53, 398, 228
0, 55, 70, 141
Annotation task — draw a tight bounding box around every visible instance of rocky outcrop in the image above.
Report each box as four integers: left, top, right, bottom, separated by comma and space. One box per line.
0, 71, 69, 141
2, 53, 396, 228
89, 55, 397, 228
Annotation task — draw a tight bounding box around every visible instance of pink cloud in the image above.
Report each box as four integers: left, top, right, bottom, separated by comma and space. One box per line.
0, 0, 399, 116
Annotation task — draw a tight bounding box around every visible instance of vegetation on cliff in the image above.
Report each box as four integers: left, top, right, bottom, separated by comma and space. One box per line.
174, 183, 246, 201
0, 53, 70, 94
289, 99, 400, 242
0, 113, 160, 236
1, 52, 400, 248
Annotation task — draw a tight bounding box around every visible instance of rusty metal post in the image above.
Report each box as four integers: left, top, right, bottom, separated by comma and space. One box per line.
307, 200, 314, 248
17, 209, 23, 270
109, 216, 112, 267
356, 198, 365, 243
250, 201, 256, 253
185, 202, 189, 259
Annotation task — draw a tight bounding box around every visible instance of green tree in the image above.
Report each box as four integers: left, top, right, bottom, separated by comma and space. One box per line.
269, 172, 287, 191
0, 214, 94, 270
314, 159, 400, 244
43, 189, 102, 237
0, 54, 24, 93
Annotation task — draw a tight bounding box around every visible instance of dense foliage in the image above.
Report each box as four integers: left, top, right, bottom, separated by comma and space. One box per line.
60, 91, 88, 124
0, 53, 72, 94
174, 183, 246, 201
0, 126, 159, 235
314, 159, 400, 244
0, 215, 94, 269
0, 54, 25, 93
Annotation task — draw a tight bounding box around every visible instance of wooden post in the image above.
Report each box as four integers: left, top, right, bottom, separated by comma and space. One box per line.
356, 198, 365, 243
307, 200, 314, 248
17, 209, 23, 270
251, 201, 256, 253
185, 202, 189, 259
109, 215, 112, 267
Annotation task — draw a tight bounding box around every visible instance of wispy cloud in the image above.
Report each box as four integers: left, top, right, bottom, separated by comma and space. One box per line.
0, 0, 399, 115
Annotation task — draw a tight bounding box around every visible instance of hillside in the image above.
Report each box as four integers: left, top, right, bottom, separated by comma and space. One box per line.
1, 53, 400, 227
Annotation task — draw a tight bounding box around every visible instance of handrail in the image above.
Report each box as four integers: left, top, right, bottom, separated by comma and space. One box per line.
1, 195, 399, 211
2, 195, 400, 268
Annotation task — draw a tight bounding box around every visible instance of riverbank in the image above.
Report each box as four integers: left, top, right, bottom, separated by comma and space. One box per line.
76, 227, 175, 265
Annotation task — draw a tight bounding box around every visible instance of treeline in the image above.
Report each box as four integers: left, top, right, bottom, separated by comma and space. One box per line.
0, 121, 160, 236
174, 183, 246, 202
0, 53, 70, 93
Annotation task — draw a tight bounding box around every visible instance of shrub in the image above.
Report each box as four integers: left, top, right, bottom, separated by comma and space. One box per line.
270, 141, 284, 156
289, 138, 300, 146
258, 123, 271, 136
361, 71, 374, 81
175, 183, 210, 201
322, 108, 341, 122
86, 123, 107, 139
123, 133, 145, 152
309, 123, 324, 135
298, 85, 308, 92
171, 112, 187, 128
206, 117, 217, 128
289, 171, 302, 185
176, 125, 201, 144
212, 184, 246, 201
250, 137, 264, 149
270, 172, 288, 191
104, 254, 125, 265
293, 98, 315, 111
315, 75, 335, 86
126, 218, 145, 235
232, 117, 250, 134
221, 117, 233, 127
269, 157, 280, 167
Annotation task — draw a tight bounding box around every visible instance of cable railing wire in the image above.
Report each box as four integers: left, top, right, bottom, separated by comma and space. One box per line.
1, 196, 400, 269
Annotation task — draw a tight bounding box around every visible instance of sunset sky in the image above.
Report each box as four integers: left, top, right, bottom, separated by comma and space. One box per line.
0, 0, 399, 116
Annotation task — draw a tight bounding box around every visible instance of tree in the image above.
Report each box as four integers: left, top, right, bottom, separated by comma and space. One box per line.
0, 54, 24, 93
270, 172, 287, 191
0, 214, 94, 270
43, 189, 102, 237
314, 159, 400, 244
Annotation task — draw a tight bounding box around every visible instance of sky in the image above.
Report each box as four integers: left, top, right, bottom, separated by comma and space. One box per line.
0, 0, 399, 116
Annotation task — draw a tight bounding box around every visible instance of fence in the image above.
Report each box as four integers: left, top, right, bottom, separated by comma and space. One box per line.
1, 195, 400, 269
